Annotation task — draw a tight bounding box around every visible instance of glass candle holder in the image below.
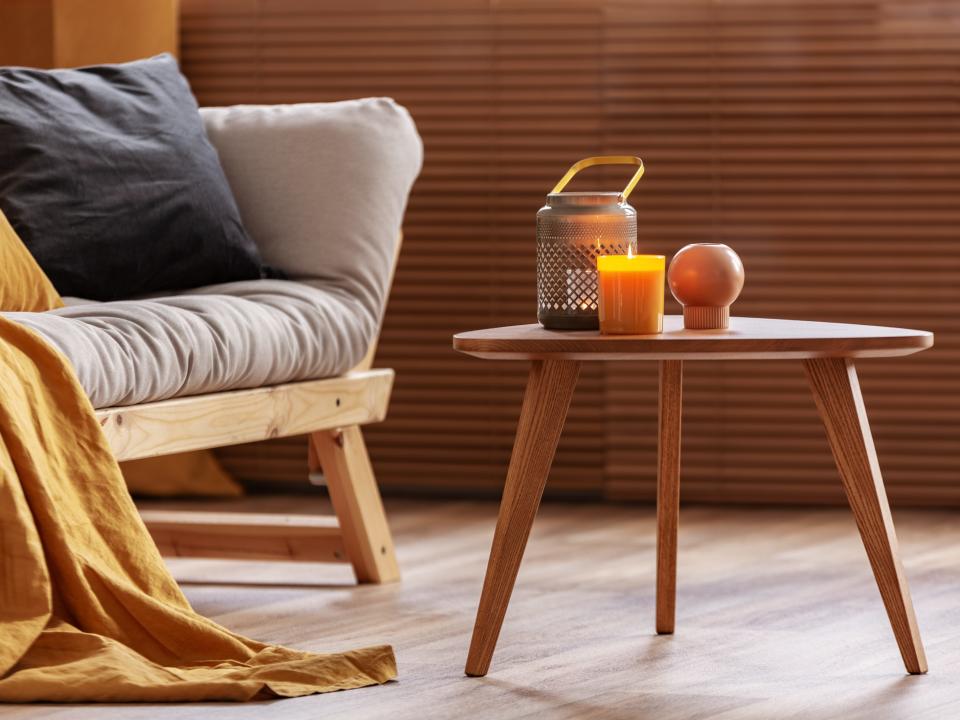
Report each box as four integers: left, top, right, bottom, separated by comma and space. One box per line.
597, 253, 665, 334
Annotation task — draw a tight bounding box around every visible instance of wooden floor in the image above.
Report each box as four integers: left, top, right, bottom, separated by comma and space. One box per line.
4, 496, 960, 719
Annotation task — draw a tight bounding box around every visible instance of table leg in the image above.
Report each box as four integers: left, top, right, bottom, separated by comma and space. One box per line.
465, 359, 581, 677
657, 360, 683, 634
803, 357, 927, 675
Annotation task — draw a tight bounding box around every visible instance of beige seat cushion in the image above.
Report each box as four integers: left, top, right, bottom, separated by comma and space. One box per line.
8, 280, 369, 408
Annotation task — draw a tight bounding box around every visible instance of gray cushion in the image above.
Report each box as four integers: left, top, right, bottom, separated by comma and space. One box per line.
0, 54, 267, 300
7, 280, 370, 408
4, 98, 422, 409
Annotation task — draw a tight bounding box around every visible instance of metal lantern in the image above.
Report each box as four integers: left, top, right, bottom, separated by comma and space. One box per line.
536, 156, 644, 330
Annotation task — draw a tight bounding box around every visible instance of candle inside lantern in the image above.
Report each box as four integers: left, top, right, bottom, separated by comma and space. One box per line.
597, 251, 665, 334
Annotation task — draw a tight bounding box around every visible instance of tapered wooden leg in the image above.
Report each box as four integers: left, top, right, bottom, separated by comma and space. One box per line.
656, 360, 683, 634
804, 358, 927, 674
465, 359, 581, 677
310, 426, 400, 584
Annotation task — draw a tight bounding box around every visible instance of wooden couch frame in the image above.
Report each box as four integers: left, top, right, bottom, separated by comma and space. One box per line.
94, 235, 404, 584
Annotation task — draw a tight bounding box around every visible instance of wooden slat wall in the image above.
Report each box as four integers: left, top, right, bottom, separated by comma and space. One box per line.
601, 0, 960, 506
185, 0, 960, 506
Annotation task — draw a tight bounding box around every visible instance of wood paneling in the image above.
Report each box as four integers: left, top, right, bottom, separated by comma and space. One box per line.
0, 0, 178, 68
186, 0, 960, 506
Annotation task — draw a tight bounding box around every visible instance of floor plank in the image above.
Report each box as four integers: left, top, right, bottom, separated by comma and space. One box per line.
3, 497, 959, 719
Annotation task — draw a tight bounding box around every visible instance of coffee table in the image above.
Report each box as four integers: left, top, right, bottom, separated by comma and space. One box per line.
453, 316, 933, 676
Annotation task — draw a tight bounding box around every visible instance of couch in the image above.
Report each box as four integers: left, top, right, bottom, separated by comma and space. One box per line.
3, 97, 423, 583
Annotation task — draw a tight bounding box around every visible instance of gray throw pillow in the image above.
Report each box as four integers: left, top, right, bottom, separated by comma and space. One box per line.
0, 54, 265, 300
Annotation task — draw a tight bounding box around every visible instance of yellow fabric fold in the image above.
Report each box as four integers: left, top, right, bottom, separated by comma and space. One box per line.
120, 451, 244, 498
0, 300, 395, 700
0, 210, 64, 312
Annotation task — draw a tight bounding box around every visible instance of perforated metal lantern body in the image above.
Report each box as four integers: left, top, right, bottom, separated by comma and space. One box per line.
537, 192, 637, 330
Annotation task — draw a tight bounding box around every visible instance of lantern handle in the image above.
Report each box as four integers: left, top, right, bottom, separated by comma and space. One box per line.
550, 156, 645, 201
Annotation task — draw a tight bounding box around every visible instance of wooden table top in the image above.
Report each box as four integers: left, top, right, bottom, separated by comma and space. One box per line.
453, 316, 933, 361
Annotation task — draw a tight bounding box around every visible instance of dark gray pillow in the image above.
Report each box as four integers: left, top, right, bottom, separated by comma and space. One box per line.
0, 54, 265, 300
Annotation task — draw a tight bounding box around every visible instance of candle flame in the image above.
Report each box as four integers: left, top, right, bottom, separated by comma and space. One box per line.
627, 245, 634, 259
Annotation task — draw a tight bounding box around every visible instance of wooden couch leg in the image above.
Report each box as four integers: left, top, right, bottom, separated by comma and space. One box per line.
310, 426, 400, 584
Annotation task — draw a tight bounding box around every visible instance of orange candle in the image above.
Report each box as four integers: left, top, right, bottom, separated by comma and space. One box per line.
597, 252, 665, 334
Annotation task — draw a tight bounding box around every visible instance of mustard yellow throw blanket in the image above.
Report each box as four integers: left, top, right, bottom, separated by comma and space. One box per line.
0, 212, 396, 701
